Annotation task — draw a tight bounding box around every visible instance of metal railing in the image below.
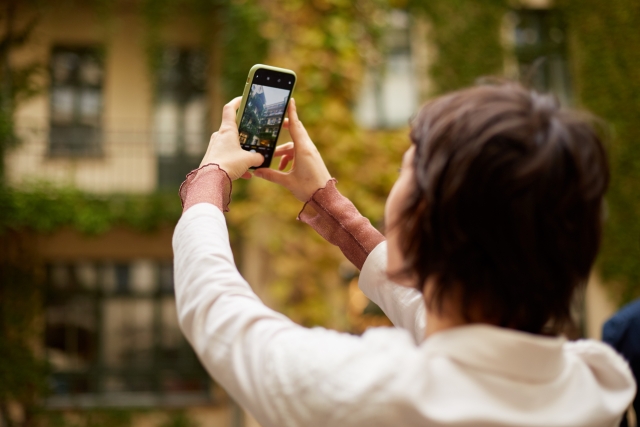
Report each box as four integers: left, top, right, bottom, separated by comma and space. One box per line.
7, 125, 207, 194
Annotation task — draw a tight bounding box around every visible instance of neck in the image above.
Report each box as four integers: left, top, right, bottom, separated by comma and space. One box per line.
425, 309, 467, 337
422, 278, 470, 338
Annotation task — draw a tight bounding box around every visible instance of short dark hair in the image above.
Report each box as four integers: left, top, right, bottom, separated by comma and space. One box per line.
395, 83, 609, 334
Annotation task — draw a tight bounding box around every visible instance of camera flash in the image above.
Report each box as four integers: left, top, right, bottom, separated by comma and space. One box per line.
278, 79, 281, 82
267, 77, 270, 80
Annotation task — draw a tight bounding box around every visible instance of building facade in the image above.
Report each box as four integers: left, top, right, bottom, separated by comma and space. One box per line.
5, 2, 236, 426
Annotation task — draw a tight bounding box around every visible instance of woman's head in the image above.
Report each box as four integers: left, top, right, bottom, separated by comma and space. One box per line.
385, 82, 609, 334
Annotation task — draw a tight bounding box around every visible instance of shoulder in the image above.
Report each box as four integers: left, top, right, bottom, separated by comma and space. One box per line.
564, 339, 635, 389
565, 338, 625, 360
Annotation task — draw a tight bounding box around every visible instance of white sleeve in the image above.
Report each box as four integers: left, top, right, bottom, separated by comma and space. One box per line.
358, 242, 426, 343
172, 204, 412, 427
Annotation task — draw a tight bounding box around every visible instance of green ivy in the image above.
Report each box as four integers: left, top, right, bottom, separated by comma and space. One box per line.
0, 239, 49, 421
219, 1, 269, 101
0, 186, 182, 235
408, 0, 640, 304
409, 0, 509, 94
558, 0, 640, 303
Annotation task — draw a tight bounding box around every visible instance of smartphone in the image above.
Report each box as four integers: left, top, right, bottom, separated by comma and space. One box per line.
236, 64, 297, 168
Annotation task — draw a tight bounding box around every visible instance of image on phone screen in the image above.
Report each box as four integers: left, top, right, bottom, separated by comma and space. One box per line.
238, 70, 294, 168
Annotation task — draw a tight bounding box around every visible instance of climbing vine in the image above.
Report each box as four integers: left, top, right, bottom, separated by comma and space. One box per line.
408, 0, 509, 94
558, 0, 640, 303
408, 0, 640, 304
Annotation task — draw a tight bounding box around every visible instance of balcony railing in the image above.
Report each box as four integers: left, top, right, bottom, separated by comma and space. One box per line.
7, 124, 207, 194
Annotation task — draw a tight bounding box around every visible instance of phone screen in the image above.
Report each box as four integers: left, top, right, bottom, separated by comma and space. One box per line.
238, 68, 295, 168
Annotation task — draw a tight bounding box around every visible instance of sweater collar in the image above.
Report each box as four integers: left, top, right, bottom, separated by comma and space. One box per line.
421, 324, 566, 382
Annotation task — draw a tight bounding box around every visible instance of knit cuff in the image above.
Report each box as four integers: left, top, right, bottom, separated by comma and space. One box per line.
179, 163, 232, 213
298, 179, 385, 270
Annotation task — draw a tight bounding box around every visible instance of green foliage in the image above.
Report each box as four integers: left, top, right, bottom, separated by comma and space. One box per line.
36, 409, 134, 427
0, 0, 45, 184
409, 0, 509, 93
0, 186, 182, 425
558, 0, 640, 303
225, 0, 404, 328
0, 186, 182, 235
0, 233, 49, 409
405, 0, 640, 305
219, 0, 269, 100
140, 0, 179, 78
139, 0, 268, 101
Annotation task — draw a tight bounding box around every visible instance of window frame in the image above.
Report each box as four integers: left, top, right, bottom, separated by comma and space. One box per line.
43, 260, 213, 409
153, 47, 210, 191
48, 45, 105, 158
512, 8, 573, 106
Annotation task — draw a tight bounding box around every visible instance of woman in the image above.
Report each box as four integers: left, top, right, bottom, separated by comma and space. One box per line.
174, 83, 635, 427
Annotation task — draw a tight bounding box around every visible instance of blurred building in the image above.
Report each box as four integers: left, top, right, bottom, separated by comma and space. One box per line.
352, 2, 617, 341
5, 2, 233, 426
4, 1, 618, 426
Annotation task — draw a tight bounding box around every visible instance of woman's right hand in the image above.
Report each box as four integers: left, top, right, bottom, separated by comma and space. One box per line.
253, 98, 332, 202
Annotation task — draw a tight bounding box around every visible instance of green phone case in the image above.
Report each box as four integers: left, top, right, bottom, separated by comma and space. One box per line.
235, 64, 297, 125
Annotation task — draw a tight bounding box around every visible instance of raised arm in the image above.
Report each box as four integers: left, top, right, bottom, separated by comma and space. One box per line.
175, 105, 420, 425
174, 202, 420, 427
176, 98, 387, 427
255, 100, 426, 341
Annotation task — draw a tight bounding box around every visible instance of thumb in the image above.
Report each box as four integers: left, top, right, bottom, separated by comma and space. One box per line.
248, 151, 264, 168
254, 167, 291, 187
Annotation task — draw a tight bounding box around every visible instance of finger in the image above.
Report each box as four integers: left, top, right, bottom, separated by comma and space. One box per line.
287, 99, 313, 151
221, 97, 242, 130
282, 118, 290, 129
240, 171, 252, 179
253, 167, 291, 187
278, 154, 293, 171
274, 142, 295, 157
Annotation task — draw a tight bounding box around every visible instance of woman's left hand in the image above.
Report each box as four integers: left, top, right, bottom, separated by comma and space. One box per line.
199, 97, 264, 180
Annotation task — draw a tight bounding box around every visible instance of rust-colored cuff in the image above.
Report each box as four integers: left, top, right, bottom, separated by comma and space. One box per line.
298, 179, 385, 270
179, 163, 232, 213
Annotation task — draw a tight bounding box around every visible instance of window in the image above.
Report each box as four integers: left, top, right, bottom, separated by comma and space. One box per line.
513, 9, 572, 105
154, 48, 208, 190
44, 260, 210, 406
355, 10, 418, 129
49, 47, 104, 156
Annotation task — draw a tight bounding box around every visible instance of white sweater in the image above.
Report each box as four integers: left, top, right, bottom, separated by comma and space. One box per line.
173, 203, 636, 427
